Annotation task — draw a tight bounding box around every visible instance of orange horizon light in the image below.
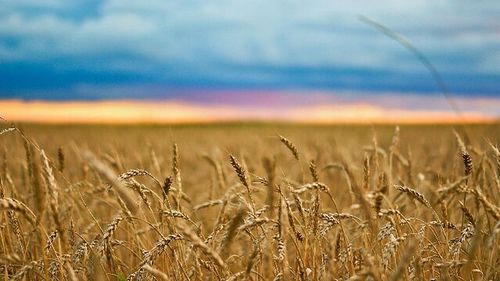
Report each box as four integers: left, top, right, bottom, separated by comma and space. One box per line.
0, 99, 498, 124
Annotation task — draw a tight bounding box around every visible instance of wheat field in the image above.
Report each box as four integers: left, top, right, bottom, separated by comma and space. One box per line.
0, 123, 499, 280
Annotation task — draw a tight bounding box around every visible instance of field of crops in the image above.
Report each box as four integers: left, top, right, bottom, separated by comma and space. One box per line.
0, 123, 499, 280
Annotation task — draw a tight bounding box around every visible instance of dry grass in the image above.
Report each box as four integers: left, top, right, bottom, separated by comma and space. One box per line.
0, 122, 499, 280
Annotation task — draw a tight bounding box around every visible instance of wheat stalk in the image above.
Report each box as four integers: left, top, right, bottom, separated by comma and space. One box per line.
279, 135, 299, 160
0, 198, 37, 225
395, 184, 431, 208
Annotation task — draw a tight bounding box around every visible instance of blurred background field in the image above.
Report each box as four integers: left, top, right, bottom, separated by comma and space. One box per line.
5, 122, 499, 202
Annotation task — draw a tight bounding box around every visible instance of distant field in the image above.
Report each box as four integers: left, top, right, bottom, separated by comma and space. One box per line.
1, 122, 499, 280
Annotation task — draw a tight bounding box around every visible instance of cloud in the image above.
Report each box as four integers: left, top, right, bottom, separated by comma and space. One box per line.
0, 0, 499, 97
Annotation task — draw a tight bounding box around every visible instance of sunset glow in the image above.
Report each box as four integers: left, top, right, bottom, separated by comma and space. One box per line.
2, 97, 497, 124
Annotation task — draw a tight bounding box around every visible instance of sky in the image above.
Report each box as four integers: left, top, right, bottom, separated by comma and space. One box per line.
0, 0, 499, 122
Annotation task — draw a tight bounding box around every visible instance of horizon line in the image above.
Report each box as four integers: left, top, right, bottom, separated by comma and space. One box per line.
1, 98, 498, 125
